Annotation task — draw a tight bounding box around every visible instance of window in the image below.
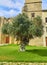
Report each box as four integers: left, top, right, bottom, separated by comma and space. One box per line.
45, 18, 47, 23
46, 27, 47, 32
31, 13, 35, 17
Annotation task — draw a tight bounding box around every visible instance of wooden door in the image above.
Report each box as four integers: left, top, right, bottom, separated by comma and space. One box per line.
6, 36, 9, 43
46, 37, 47, 46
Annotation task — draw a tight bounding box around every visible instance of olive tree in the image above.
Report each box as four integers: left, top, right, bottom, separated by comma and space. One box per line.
11, 14, 43, 51
2, 14, 43, 51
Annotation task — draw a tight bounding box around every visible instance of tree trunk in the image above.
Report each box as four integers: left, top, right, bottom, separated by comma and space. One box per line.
20, 42, 25, 52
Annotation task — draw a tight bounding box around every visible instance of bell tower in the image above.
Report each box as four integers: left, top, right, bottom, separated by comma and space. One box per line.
23, 0, 42, 18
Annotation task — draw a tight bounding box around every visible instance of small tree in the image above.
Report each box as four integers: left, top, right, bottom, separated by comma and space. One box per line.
11, 13, 32, 51
11, 14, 43, 51
2, 14, 43, 51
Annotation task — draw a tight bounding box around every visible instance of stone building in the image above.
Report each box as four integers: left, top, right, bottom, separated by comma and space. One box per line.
0, 17, 20, 44
0, 17, 15, 44
23, 0, 42, 18
23, 0, 47, 46
0, 0, 47, 46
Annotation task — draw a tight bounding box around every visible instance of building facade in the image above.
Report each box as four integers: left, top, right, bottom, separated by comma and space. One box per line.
23, 0, 47, 46
0, 17, 16, 44
23, 0, 42, 18
0, 0, 47, 46
0, 17, 20, 44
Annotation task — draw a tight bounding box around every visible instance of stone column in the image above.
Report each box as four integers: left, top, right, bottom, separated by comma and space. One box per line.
0, 17, 4, 44
9, 36, 14, 44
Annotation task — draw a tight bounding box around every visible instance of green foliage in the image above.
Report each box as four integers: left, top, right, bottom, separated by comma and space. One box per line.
2, 22, 9, 34
11, 13, 32, 44
33, 16, 43, 37
2, 22, 12, 35
2, 14, 43, 46
29, 16, 43, 37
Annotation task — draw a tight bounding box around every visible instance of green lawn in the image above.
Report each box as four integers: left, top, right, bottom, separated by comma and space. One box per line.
0, 44, 47, 62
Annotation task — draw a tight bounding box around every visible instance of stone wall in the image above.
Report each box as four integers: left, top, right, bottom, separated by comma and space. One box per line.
24, 0, 42, 18
0, 62, 47, 65
29, 37, 43, 46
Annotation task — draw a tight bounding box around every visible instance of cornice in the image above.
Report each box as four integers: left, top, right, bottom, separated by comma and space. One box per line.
25, 1, 42, 4
24, 10, 42, 12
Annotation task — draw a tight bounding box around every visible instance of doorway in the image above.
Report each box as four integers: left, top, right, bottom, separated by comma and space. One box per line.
6, 36, 9, 43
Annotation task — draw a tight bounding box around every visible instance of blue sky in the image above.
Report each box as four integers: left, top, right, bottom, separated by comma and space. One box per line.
0, 0, 47, 18
42, 0, 47, 9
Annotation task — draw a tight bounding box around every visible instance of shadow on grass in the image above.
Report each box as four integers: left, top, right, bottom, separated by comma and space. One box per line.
26, 49, 47, 56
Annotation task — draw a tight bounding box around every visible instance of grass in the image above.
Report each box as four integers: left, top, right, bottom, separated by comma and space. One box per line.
0, 44, 47, 62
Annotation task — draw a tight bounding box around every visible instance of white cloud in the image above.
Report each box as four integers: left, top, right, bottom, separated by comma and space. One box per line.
0, 9, 20, 18
0, 0, 24, 17
0, 0, 13, 8
0, 0, 24, 9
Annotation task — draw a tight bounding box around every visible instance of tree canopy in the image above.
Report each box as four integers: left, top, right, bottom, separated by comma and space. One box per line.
2, 13, 43, 51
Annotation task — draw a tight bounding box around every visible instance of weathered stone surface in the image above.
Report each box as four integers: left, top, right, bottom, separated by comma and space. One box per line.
0, 62, 47, 65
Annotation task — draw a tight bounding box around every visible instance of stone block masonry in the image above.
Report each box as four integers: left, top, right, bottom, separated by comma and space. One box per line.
0, 62, 47, 65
